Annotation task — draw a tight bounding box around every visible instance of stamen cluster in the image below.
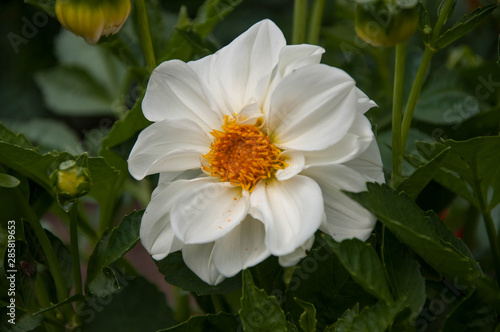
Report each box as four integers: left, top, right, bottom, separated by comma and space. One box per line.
203, 118, 286, 191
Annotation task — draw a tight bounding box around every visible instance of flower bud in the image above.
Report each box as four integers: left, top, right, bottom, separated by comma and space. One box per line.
56, 0, 131, 45
50, 160, 92, 206
355, 1, 419, 47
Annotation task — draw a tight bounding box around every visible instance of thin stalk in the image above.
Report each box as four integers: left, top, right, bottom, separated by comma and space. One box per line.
400, 0, 455, 157
69, 203, 83, 296
400, 46, 433, 153
13, 189, 73, 321
293, 0, 308, 44
474, 181, 500, 283
14, 189, 69, 303
431, 0, 455, 43
135, 0, 156, 72
34, 276, 60, 332
391, 42, 407, 188
307, 0, 325, 45
174, 287, 190, 322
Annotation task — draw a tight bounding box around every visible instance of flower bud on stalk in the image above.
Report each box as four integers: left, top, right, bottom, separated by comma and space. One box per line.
56, 0, 131, 44
355, 0, 419, 47
50, 160, 92, 207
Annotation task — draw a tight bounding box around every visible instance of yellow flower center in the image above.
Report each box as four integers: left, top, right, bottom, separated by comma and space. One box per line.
202, 117, 286, 192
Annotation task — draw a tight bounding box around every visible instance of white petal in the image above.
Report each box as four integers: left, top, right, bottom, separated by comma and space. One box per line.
303, 113, 374, 167
157, 169, 204, 183
355, 87, 377, 114
188, 19, 286, 115
260, 44, 325, 113
276, 150, 305, 181
183, 243, 225, 285
278, 236, 314, 267
236, 102, 263, 126
250, 175, 324, 256
277, 44, 325, 78
212, 216, 270, 277
140, 180, 187, 260
171, 178, 249, 244
343, 139, 385, 183
301, 164, 377, 242
128, 119, 210, 180
268, 64, 357, 151
143, 60, 223, 132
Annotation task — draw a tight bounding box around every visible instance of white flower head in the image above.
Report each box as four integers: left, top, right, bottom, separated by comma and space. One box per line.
128, 19, 384, 285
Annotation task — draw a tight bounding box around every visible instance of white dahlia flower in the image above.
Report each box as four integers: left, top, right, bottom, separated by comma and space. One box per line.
128, 19, 384, 285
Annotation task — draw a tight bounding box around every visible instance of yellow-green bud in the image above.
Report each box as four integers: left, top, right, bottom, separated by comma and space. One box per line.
50, 160, 92, 206
56, 0, 131, 45
355, 2, 419, 47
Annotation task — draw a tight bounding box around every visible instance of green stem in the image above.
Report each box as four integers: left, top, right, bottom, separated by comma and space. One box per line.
307, 0, 325, 44
400, 0, 455, 160
474, 182, 500, 283
14, 189, 69, 304
400, 46, 434, 153
431, 0, 455, 43
69, 203, 83, 296
34, 276, 60, 332
293, 0, 308, 44
98, 173, 125, 235
135, 0, 156, 72
391, 42, 407, 188
174, 287, 190, 322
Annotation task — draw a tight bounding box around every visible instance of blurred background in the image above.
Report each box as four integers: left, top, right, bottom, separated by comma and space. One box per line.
1, 0, 500, 314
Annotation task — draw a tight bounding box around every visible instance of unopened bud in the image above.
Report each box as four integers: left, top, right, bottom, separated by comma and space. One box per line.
50, 160, 92, 206
355, 1, 419, 47
56, 0, 131, 45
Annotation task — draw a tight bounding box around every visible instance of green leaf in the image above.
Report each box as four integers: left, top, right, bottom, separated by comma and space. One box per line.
442, 291, 497, 332
0, 123, 120, 209
86, 210, 142, 296
0, 173, 20, 188
346, 183, 482, 292
285, 239, 374, 329
35, 66, 116, 116
437, 0, 457, 24
330, 299, 405, 332
156, 251, 241, 296
3, 118, 80, 154
0, 122, 33, 149
100, 92, 150, 172
324, 304, 359, 332
382, 229, 426, 315
86, 157, 122, 213
0, 141, 66, 193
433, 4, 497, 50
158, 7, 194, 63
23, 222, 74, 292
193, 0, 243, 37
80, 276, 175, 331
323, 236, 394, 305
473, 275, 500, 311
239, 270, 287, 332
413, 89, 477, 125
24, 0, 55, 17
249, 256, 284, 295
397, 146, 450, 200
295, 298, 317, 332
417, 137, 500, 210
159, 313, 239, 331
176, 28, 217, 56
